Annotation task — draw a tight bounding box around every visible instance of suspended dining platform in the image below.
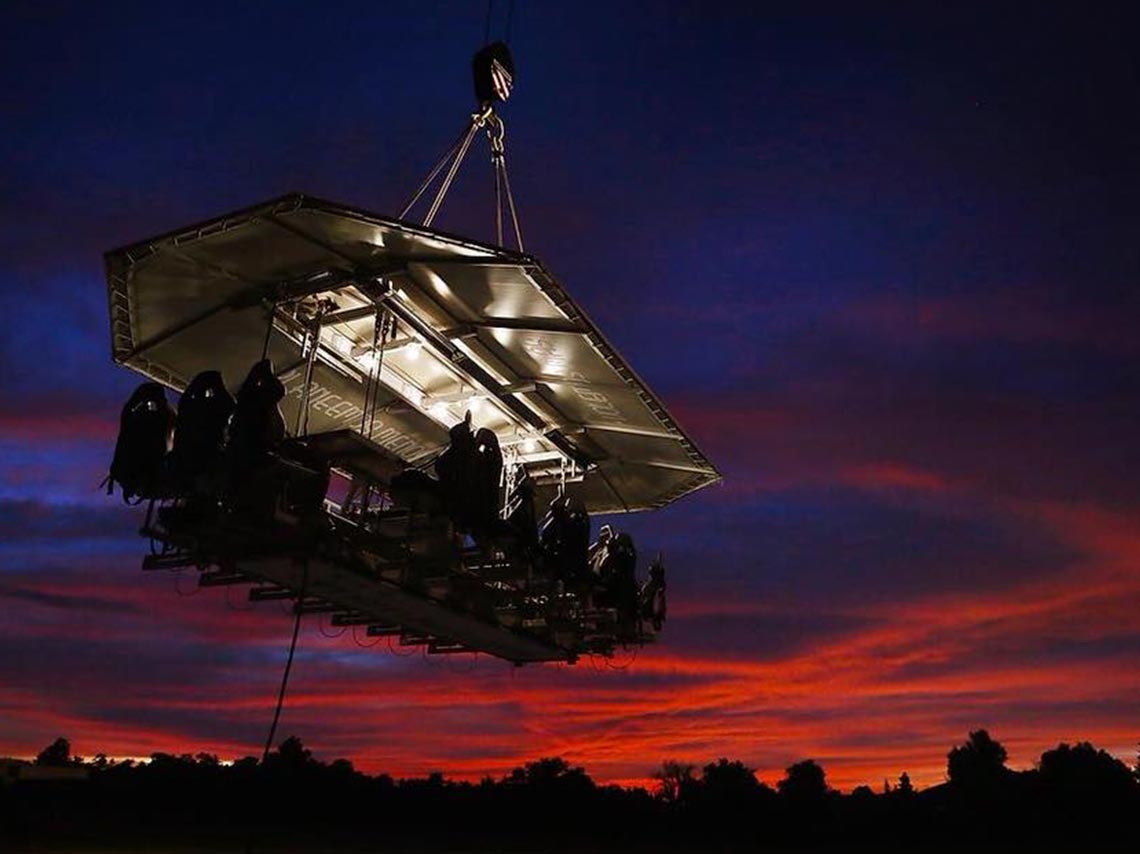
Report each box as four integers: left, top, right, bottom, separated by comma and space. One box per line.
106, 192, 720, 663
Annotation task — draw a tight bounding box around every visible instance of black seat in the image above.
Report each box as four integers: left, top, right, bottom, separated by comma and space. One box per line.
389, 468, 446, 515
169, 370, 234, 494
539, 494, 590, 583
639, 556, 667, 631
277, 438, 332, 518
435, 412, 476, 525
434, 414, 505, 537
470, 427, 503, 533
503, 468, 538, 552
107, 382, 174, 502
226, 360, 286, 482
594, 530, 639, 623
224, 360, 292, 520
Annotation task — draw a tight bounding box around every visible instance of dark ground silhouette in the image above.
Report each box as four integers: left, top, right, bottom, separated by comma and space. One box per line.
3, 730, 1137, 851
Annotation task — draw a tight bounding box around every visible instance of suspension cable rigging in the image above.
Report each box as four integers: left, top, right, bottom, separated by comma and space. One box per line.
397, 35, 524, 251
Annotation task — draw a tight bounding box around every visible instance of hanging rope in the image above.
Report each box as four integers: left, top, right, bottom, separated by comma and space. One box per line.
225, 583, 253, 612
260, 560, 308, 763
295, 323, 318, 438
387, 634, 416, 657
317, 612, 347, 639
360, 307, 391, 440
605, 645, 639, 671
359, 309, 380, 436
352, 624, 382, 648
173, 568, 200, 597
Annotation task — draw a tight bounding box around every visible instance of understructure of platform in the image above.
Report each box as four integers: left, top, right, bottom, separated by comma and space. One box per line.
142, 491, 635, 664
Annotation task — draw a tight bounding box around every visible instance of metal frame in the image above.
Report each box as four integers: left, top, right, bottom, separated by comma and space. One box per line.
105, 193, 721, 513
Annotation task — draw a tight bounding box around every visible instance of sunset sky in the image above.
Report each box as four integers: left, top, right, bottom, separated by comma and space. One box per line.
1, 2, 1138, 790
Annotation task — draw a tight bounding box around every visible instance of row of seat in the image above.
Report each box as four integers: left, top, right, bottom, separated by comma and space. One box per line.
386, 411, 504, 537
107, 361, 325, 516
108, 360, 665, 631
536, 494, 664, 631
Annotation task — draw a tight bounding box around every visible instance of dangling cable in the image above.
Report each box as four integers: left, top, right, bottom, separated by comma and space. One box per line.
351, 624, 382, 648
388, 634, 416, 657
296, 317, 322, 438
261, 560, 308, 763
317, 612, 347, 638
173, 568, 200, 597
360, 307, 382, 436
225, 583, 253, 612
370, 313, 391, 436
360, 307, 391, 440
605, 645, 639, 671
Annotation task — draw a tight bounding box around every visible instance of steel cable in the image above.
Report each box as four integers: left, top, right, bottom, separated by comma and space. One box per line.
260, 560, 308, 762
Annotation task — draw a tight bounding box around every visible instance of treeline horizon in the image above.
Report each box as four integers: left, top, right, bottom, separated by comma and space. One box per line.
13, 728, 1139, 794
4, 729, 1138, 850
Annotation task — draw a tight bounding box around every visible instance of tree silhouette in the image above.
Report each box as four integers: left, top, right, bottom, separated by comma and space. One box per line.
701, 758, 761, 795
947, 729, 1008, 789
263, 735, 315, 774
897, 770, 914, 795
652, 760, 696, 803
7, 731, 1138, 848
35, 737, 71, 767
692, 757, 772, 813
778, 759, 828, 800
506, 756, 594, 793
1039, 741, 1135, 797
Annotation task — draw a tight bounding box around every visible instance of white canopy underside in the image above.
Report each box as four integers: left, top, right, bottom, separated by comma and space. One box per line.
106, 193, 719, 513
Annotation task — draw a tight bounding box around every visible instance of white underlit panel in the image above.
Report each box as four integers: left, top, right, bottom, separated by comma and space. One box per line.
105, 193, 719, 511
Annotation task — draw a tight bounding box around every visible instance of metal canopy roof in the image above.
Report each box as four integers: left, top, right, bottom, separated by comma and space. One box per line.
105, 193, 720, 513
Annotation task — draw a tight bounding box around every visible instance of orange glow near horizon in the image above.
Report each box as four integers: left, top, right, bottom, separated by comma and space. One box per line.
2, 300, 1138, 793
3, 460, 1137, 793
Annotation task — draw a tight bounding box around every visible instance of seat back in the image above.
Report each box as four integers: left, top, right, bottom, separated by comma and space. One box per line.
170, 370, 234, 488
227, 360, 286, 479
108, 382, 174, 501
471, 427, 503, 530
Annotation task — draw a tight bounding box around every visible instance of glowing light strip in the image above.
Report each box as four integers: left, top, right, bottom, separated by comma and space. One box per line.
305, 296, 570, 467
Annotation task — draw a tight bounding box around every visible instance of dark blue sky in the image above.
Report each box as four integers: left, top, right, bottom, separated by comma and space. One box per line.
1, 2, 1138, 787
